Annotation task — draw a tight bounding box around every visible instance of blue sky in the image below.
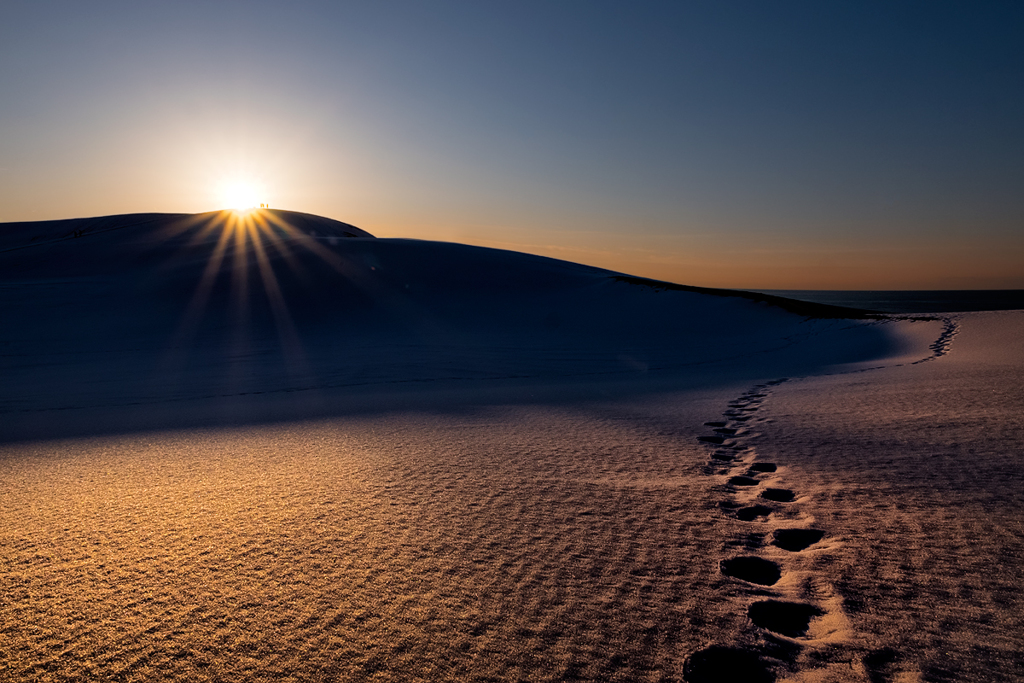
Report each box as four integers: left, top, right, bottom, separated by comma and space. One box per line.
2, 1, 1022, 288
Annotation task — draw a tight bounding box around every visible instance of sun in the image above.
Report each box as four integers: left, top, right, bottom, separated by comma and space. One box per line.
219, 181, 265, 212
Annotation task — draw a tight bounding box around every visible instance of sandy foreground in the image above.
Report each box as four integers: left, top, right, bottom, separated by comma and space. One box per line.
739, 310, 1024, 682
1, 213, 1021, 681
0, 312, 1018, 682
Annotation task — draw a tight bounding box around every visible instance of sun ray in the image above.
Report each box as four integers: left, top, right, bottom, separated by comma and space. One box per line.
251, 213, 314, 286
175, 214, 235, 340
230, 212, 252, 330
159, 205, 385, 392
246, 218, 305, 365
262, 211, 363, 278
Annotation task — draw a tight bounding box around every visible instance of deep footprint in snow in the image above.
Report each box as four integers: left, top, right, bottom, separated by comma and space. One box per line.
737, 504, 773, 521
771, 528, 825, 551
761, 488, 795, 502
748, 462, 777, 473
721, 556, 782, 586
683, 645, 774, 683
728, 475, 760, 487
749, 600, 824, 637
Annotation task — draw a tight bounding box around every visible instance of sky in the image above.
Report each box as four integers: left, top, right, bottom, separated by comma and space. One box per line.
1, 1, 1022, 289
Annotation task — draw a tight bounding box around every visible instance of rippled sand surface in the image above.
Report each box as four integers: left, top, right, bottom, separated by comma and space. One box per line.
2, 395, 749, 682
4, 312, 1019, 682
743, 311, 1024, 681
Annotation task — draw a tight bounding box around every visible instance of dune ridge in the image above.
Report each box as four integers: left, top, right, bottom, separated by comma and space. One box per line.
0, 211, 904, 443
0, 209, 372, 253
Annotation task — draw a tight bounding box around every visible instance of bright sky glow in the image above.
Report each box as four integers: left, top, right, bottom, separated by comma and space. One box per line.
218, 181, 264, 212
1, 1, 1022, 289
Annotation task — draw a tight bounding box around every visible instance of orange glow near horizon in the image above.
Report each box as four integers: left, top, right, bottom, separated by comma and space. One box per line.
364, 218, 1024, 291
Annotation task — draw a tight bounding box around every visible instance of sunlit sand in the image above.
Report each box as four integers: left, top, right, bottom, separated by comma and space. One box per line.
0, 212, 1019, 681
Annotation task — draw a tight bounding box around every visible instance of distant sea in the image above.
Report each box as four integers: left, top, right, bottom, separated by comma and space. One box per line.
753, 290, 1024, 314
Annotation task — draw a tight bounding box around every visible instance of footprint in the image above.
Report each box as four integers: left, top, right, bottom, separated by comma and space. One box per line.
748, 600, 824, 637
698, 435, 726, 445
761, 488, 795, 503
721, 556, 782, 586
714, 428, 739, 436
683, 645, 774, 683
728, 475, 760, 487
748, 463, 777, 473
712, 452, 735, 461
771, 529, 825, 552
704, 421, 727, 428
737, 505, 773, 521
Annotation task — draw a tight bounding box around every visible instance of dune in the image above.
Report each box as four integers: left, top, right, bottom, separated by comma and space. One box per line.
0, 211, 1017, 681
0, 209, 898, 443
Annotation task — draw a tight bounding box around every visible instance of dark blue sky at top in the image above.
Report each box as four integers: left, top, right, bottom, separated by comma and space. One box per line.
1, 1, 1022, 287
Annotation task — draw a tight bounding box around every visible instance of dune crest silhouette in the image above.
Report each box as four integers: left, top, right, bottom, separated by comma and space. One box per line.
1, 210, 898, 442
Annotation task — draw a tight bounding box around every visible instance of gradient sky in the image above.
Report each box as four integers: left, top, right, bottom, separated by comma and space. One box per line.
2, 1, 1022, 289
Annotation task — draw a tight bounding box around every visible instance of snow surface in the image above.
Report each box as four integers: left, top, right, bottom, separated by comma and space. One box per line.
741, 311, 1024, 681
1, 210, 905, 442
3, 211, 1013, 682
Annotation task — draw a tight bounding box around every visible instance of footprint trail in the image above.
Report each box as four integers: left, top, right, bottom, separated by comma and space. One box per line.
686, 317, 957, 681
685, 379, 847, 682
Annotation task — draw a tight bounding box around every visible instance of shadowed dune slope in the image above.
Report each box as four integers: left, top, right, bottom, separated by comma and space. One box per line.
2, 211, 904, 442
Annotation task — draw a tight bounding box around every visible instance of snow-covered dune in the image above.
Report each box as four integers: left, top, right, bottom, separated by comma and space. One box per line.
1, 210, 910, 442
11, 211, 1011, 683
